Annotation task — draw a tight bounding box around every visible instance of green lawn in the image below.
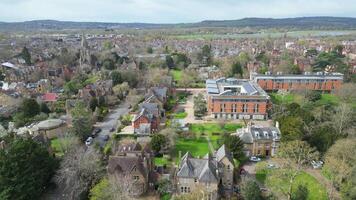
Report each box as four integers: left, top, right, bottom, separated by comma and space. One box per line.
174, 138, 210, 161
173, 112, 187, 119
256, 163, 328, 200
270, 92, 304, 105
154, 157, 169, 166
50, 138, 64, 157
170, 69, 182, 81
189, 123, 242, 150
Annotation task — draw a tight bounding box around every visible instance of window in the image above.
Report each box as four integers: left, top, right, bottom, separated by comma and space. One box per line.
181, 187, 184, 193
194, 178, 197, 182
243, 104, 248, 113
184, 187, 187, 193
254, 104, 259, 113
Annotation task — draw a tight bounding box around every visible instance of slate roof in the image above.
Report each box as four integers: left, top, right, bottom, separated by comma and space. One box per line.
236, 125, 281, 143
215, 145, 233, 163
108, 156, 147, 177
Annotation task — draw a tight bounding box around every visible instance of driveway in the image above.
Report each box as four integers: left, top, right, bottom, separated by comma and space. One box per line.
93, 100, 130, 147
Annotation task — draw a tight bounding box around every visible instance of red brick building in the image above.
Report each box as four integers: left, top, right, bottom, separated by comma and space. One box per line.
206, 78, 271, 120
251, 72, 343, 92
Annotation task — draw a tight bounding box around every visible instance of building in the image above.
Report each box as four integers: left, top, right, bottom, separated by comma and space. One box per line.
206, 78, 271, 120
132, 106, 160, 135
176, 145, 234, 200
234, 122, 281, 157
107, 142, 154, 197
251, 72, 343, 92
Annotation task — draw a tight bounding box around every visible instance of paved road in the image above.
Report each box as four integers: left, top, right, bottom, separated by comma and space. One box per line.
93, 100, 130, 147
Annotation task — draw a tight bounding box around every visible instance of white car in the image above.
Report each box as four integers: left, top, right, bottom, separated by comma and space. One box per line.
85, 137, 93, 146
311, 160, 324, 169
250, 156, 261, 162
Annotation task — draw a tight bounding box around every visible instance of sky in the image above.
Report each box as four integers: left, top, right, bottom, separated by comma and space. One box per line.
0, 0, 355, 23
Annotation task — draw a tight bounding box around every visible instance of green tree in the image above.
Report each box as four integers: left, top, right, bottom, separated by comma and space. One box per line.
147, 47, 153, 54
277, 116, 304, 141
221, 133, 245, 161
111, 70, 122, 86
198, 44, 212, 66
241, 179, 263, 200
40, 102, 51, 114
20, 46, 31, 65
166, 55, 175, 69
150, 134, 167, 153
0, 138, 57, 200
231, 61, 243, 77
21, 98, 40, 118
71, 102, 93, 141
89, 97, 98, 112
102, 58, 115, 70
305, 91, 322, 102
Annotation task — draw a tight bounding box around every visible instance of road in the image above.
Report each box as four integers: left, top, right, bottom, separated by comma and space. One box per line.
93, 100, 130, 147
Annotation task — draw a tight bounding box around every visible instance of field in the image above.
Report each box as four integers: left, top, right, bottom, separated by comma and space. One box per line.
270, 92, 341, 106
170, 69, 182, 81
256, 162, 328, 200
174, 138, 210, 160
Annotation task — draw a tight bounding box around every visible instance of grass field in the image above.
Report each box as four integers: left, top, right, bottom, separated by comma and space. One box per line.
50, 138, 64, 157
170, 69, 182, 81
154, 157, 169, 166
173, 112, 187, 119
270, 92, 341, 106
256, 162, 328, 200
174, 137, 210, 161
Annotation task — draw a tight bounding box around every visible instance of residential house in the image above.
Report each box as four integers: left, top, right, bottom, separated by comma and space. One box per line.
132, 106, 160, 135
107, 142, 154, 197
234, 122, 281, 157
176, 145, 234, 200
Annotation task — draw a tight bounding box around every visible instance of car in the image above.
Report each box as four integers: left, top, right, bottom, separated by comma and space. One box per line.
267, 163, 278, 169
110, 127, 115, 132
85, 137, 93, 146
311, 160, 324, 169
250, 156, 261, 162
102, 135, 109, 141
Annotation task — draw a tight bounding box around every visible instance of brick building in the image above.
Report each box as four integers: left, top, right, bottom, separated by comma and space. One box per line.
251, 72, 343, 92
206, 78, 271, 120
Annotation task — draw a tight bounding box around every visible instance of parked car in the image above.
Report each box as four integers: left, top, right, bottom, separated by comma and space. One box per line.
311, 160, 324, 169
250, 156, 261, 162
267, 163, 278, 169
102, 135, 110, 141
85, 137, 93, 146
92, 128, 102, 137
110, 127, 115, 132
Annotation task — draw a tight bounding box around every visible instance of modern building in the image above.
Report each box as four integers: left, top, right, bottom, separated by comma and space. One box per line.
251, 72, 343, 92
176, 145, 234, 200
234, 122, 281, 157
206, 78, 271, 120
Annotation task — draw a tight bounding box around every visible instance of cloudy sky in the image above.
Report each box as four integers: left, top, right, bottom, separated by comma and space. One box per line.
1, 0, 355, 23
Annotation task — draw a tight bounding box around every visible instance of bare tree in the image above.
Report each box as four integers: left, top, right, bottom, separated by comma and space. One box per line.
54, 147, 104, 199
331, 103, 355, 136
268, 141, 319, 200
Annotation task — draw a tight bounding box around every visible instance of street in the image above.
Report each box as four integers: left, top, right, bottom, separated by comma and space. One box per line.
93, 100, 131, 147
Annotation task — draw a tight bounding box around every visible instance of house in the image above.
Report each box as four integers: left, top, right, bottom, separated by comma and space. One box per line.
206, 78, 271, 120
132, 107, 160, 135
234, 122, 281, 157
251, 72, 343, 92
176, 145, 234, 200
41, 93, 58, 102
107, 142, 154, 197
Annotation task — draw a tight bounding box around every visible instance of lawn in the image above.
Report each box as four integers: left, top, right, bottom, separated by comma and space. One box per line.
270, 92, 304, 105
173, 112, 187, 119
50, 138, 64, 157
189, 123, 242, 150
256, 163, 328, 200
154, 157, 169, 166
170, 69, 182, 81
174, 137, 210, 161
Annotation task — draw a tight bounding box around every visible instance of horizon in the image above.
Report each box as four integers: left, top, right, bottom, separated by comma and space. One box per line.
1, 16, 356, 24
1, 0, 356, 23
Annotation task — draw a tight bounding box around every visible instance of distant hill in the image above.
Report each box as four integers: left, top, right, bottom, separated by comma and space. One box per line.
1, 17, 356, 31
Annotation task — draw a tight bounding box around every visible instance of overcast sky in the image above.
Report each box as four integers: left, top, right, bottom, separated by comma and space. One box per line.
1, 0, 355, 23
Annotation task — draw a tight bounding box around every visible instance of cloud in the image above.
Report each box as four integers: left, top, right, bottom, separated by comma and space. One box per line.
0, 0, 355, 23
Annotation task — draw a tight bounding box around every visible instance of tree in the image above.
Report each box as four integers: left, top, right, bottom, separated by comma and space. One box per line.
111, 70, 122, 86
231, 61, 243, 77
40, 102, 51, 114
193, 93, 206, 117
0, 138, 57, 200
21, 98, 40, 118
323, 138, 356, 200
305, 91, 322, 102
292, 185, 308, 200
241, 178, 263, 200
166, 55, 175, 69
71, 102, 93, 141
331, 103, 354, 136
146, 47, 153, 54
89, 97, 98, 112
178, 70, 194, 90
198, 44, 212, 66
237, 52, 250, 68
102, 58, 115, 70
220, 133, 245, 161
20, 47, 31, 65
269, 141, 319, 200
277, 116, 304, 141
55, 147, 104, 200
157, 179, 173, 197
113, 82, 129, 100
150, 134, 167, 154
